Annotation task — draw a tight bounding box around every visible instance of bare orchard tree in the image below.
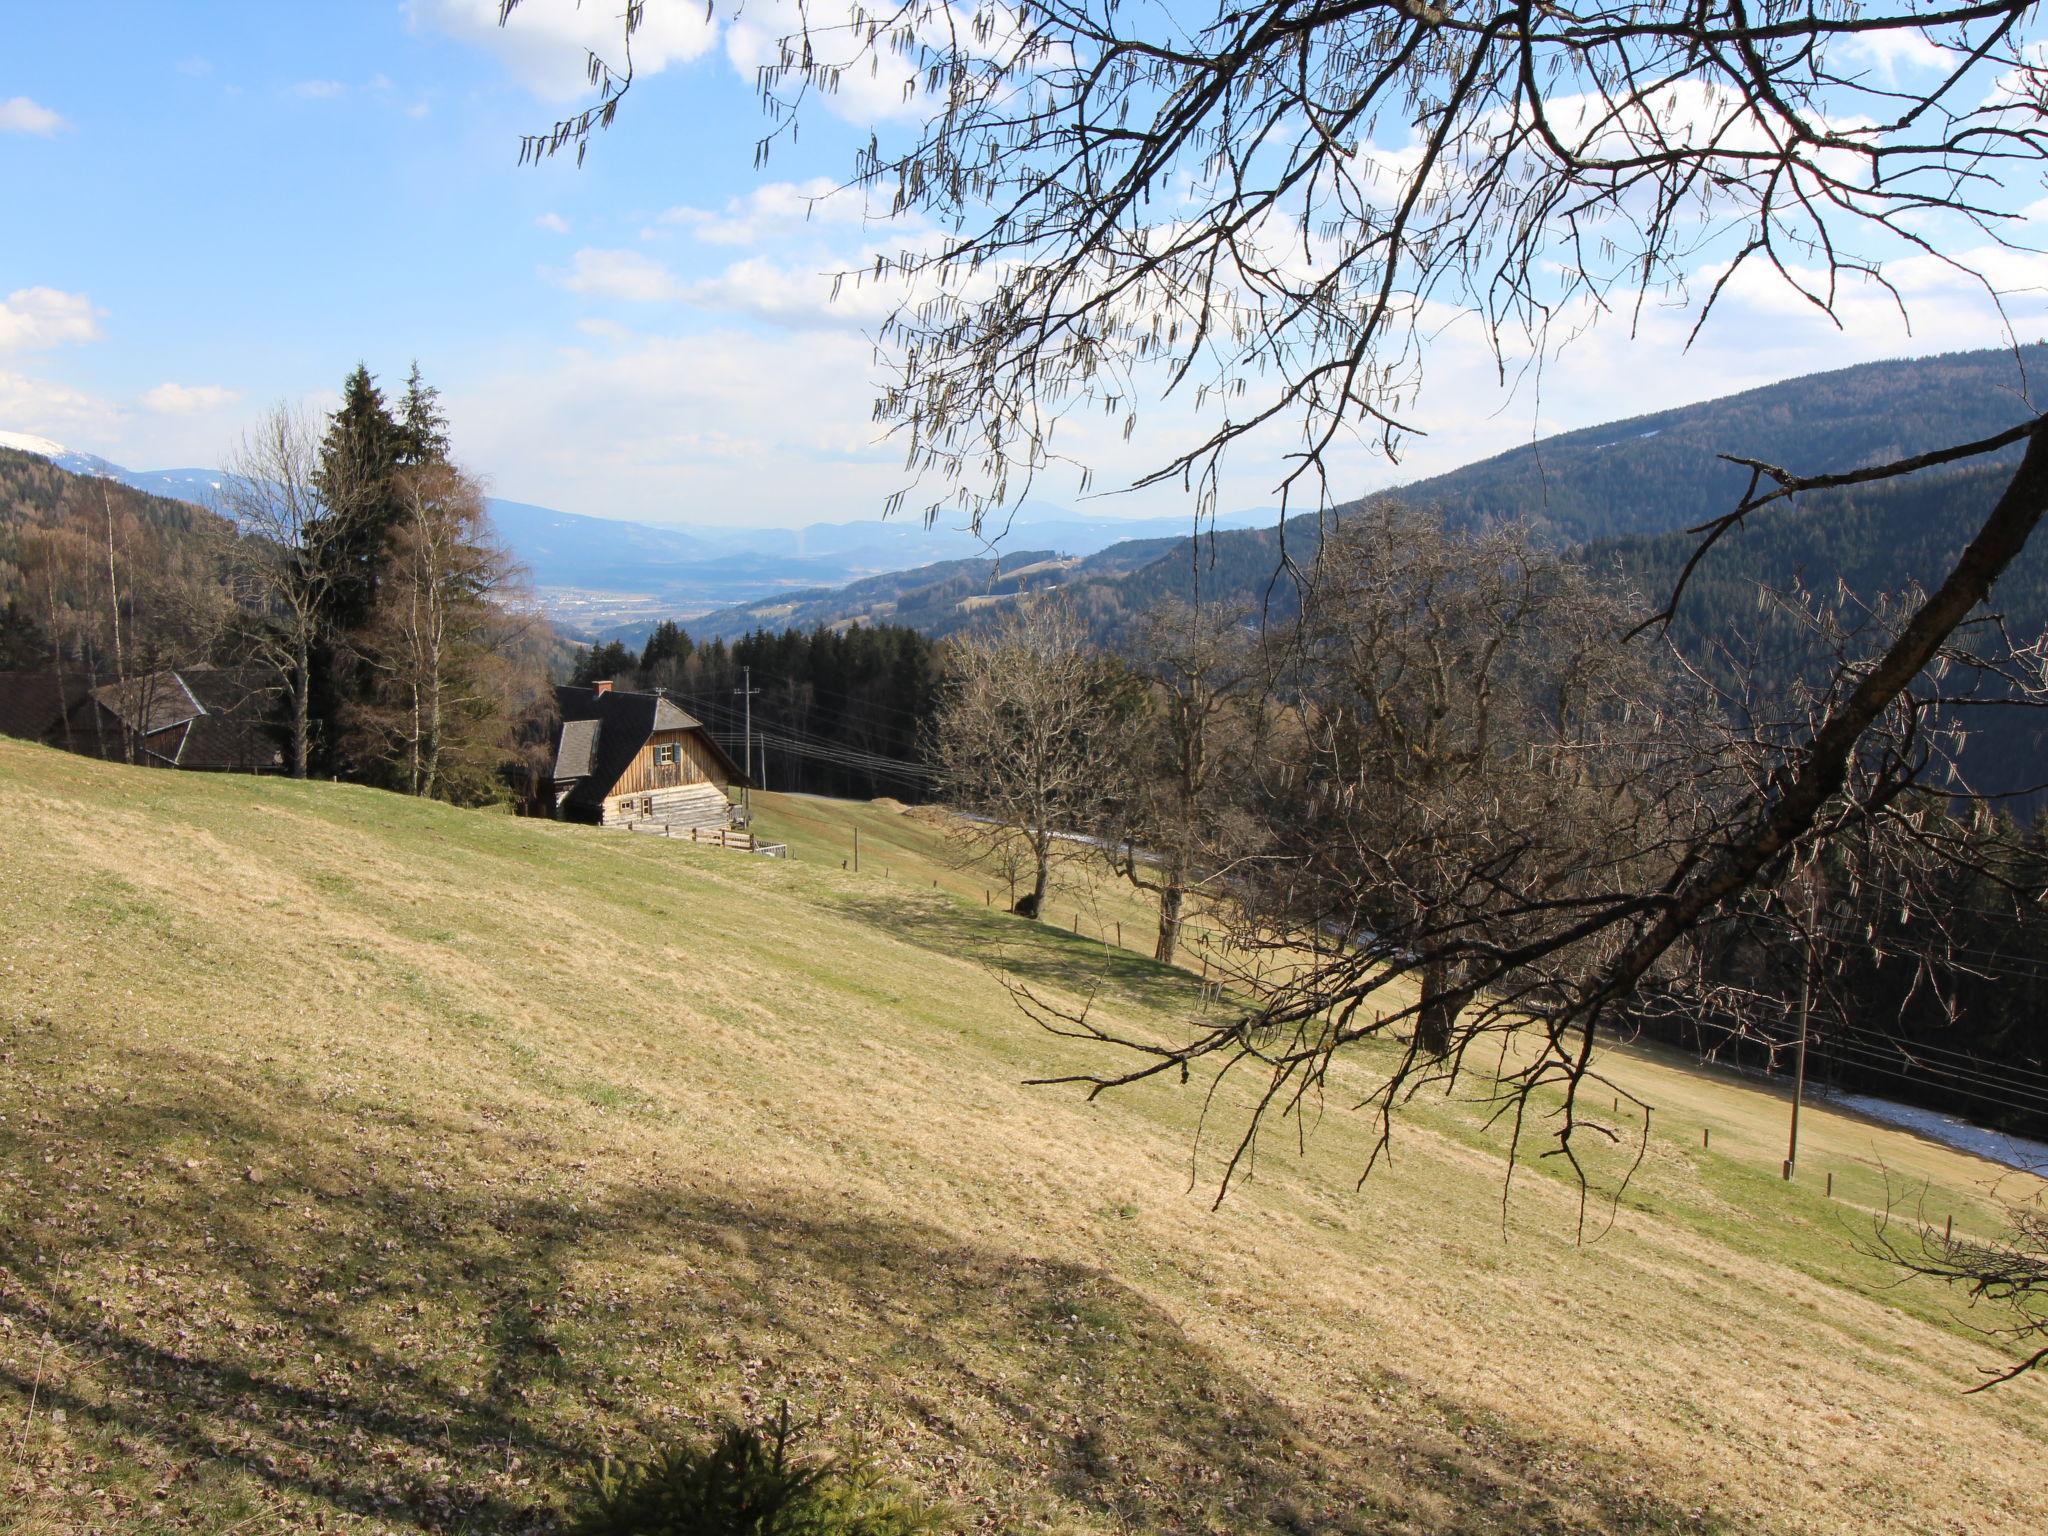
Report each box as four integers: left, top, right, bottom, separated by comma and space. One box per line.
1097, 599, 1263, 963
1022, 504, 1724, 1184
933, 599, 1127, 917
218, 405, 356, 780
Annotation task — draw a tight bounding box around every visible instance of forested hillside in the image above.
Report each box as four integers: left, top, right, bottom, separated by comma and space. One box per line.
1396, 343, 2046, 542
1591, 457, 2048, 797
0, 446, 239, 674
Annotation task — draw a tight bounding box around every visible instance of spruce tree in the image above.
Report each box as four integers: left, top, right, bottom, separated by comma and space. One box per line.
396, 361, 450, 466
314, 363, 404, 631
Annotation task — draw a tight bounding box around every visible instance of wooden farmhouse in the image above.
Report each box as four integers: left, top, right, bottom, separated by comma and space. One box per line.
548, 682, 747, 829
0, 666, 282, 772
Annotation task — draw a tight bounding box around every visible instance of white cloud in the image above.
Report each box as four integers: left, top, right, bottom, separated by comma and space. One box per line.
0, 96, 67, 135
292, 79, 346, 100
680, 253, 904, 328
0, 288, 103, 351
0, 369, 121, 444
141, 382, 243, 415
409, 0, 717, 103
535, 211, 570, 234
446, 326, 899, 523
553, 247, 682, 302
656, 177, 890, 247
175, 56, 213, 78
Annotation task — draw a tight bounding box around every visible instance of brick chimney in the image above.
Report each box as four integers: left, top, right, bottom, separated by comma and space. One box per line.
593, 680, 612, 695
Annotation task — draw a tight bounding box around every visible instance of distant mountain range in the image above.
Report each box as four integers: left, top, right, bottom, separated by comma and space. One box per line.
683, 344, 2047, 634
0, 428, 1275, 634
673, 345, 2048, 799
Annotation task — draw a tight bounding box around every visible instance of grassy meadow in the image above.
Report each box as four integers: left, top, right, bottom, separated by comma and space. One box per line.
0, 738, 2043, 1535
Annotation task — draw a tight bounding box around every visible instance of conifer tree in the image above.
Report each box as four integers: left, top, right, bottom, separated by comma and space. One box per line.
314, 363, 404, 632
395, 361, 450, 467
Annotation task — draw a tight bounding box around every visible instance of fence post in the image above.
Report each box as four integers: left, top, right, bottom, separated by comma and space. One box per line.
1702, 1127, 1710, 1150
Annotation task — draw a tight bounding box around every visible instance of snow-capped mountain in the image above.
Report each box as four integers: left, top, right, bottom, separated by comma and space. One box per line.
0, 429, 131, 481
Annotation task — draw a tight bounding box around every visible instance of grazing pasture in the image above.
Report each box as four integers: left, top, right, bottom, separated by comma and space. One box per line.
0, 739, 2041, 1534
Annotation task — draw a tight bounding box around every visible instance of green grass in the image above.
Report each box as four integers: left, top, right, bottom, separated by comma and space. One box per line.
0, 740, 2043, 1536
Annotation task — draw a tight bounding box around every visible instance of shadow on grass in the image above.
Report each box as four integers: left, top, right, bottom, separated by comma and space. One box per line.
831, 887, 1210, 1020
0, 1023, 1730, 1536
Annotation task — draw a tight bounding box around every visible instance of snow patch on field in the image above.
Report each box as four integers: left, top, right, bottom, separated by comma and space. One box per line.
1825, 1090, 2048, 1173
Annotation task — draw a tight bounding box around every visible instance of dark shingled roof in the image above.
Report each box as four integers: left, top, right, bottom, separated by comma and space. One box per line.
0, 666, 281, 771
93, 673, 204, 736
554, 717, 598, 781
551, 684, 748, 810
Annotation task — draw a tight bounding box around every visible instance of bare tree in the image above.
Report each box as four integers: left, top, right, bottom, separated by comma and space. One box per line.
218, 406, 354, 780
1021, 506, 1721, 1181
1098, 599, 1261, 963
932, 599, 1125, 917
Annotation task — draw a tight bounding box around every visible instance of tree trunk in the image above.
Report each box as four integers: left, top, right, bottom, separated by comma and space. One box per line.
1031, 833, 1052, 918
1155, 867, 1185, 964
103, 483, 132, 765
43, 565, 72, 752
1416, 955, 1466, 1058
291, 634, 311, 779
423, 663, 442, 800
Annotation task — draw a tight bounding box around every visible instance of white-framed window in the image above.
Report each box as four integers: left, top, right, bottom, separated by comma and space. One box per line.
654, 743, 676, 767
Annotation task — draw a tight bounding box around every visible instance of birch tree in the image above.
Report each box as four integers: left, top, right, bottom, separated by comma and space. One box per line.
219, 406, 354, 780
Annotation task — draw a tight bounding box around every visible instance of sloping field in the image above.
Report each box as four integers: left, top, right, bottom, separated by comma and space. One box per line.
0, 739, 2043, 1535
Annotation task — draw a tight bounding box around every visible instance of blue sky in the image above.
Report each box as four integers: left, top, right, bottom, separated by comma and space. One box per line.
5, 1, 2046, 529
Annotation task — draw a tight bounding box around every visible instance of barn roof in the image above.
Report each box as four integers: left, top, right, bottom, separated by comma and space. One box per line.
551, 684, 748, 808
93, 672, 205, 736
0, 666, 280, 771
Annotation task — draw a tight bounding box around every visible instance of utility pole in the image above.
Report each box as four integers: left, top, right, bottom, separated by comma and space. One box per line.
1783, 874, 1820, 1180
735, 666, 759, 824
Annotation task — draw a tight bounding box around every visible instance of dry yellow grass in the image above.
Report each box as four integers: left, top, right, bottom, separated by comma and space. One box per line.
0, 738, 2042, 1535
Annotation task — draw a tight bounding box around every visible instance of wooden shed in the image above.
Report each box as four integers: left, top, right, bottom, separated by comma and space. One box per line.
548, 682, 747, 829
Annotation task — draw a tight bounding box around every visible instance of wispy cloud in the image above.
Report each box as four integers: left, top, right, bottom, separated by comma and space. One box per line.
141, 382, 243, 415
655, 178, 889, 248
535, 211, 570, 235
292, 79, 347, 101
410, 0, 716, 103
174, 56, 213, 79
0, 97, 68, 136
552, 248, 681, 303
0, 288, 102, 351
